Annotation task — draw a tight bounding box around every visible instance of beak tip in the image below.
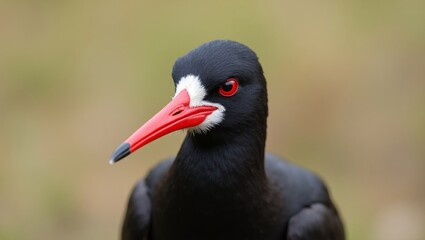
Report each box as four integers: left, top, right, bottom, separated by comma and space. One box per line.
110, 142, 131, 164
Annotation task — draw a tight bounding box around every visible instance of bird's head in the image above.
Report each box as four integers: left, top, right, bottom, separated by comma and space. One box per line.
110, 40, 268, 164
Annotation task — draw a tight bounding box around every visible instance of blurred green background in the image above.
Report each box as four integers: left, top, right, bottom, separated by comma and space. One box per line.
1, 0, 424, 239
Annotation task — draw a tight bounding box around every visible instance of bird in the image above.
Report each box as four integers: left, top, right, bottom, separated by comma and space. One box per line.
110, 40, 345, 240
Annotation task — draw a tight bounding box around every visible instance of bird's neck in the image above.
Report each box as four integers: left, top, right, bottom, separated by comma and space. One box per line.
170, 125, 268, 190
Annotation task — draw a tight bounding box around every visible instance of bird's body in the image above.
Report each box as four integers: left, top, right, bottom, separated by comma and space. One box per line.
123, 154, 343, 240
111, 40, 345, 240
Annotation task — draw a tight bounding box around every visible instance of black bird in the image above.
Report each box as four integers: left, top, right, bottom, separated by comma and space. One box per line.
110, 40, 345, 240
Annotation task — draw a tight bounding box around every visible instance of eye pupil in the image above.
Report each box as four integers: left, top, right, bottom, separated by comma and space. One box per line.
222, 82, 233, 92
219, 78, 238, 97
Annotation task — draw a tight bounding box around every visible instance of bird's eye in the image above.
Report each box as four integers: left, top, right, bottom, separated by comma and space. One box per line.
219, 78, 239, 97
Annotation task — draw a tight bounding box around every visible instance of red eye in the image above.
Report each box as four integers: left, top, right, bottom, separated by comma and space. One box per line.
219, 78, 239, 97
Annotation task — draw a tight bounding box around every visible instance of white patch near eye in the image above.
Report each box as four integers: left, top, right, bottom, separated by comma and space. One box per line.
174, 74, 225, 134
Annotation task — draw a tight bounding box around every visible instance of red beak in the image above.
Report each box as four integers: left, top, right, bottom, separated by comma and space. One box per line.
110, 89, 217, 164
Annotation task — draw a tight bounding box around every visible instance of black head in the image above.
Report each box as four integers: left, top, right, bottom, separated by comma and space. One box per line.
172, 40, 268, 143
110, 40, 268, 163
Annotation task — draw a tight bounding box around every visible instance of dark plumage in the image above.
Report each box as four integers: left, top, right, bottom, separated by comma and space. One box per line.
113, 40, 345, 240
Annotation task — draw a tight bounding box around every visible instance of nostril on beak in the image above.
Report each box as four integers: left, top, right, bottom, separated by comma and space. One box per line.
172, 110, 183, 116
171, 106, 185, 116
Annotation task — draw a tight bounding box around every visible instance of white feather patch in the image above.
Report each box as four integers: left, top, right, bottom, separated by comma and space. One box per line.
174, 75, 225, 134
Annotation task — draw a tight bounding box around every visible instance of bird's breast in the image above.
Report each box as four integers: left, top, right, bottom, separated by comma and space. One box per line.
150, 169, 285, 240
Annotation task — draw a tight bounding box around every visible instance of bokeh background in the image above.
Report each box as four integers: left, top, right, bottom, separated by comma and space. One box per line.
1, 0, 424, 239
